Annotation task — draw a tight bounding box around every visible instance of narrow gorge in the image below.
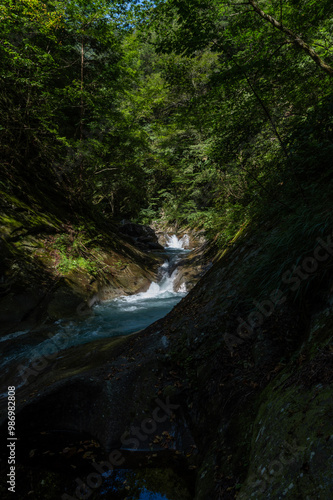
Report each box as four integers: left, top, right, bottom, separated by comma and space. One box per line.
1, 0, 333, 498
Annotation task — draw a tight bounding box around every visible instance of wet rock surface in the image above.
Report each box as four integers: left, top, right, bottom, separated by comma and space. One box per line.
172, 241, 214, 292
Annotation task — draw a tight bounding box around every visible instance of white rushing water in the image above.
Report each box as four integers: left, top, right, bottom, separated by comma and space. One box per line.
117, 262, 179, 305
165, 233, 190, 249
115, 233, 190, 306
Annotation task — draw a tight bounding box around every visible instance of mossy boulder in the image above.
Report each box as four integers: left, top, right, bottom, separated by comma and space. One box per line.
238, 378, 333, 499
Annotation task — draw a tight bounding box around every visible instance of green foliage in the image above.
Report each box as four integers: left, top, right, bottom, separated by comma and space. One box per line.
0, 0, 153, 219
1, 0, 333, 255
137, 206, 159, 225
53, 227, 100, 275
128, 0, 333, 247
56, 254, 98, 275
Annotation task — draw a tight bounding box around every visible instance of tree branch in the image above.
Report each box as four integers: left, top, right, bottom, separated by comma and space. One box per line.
247, 0, 333, 77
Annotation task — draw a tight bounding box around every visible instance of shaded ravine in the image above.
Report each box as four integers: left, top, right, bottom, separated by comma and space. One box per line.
0, 234, 198, 500
0, 235, 191, 398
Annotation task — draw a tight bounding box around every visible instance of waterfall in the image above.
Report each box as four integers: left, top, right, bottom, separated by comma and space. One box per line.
117, 260, 182, 305
165, 234, 190, 249
116, 235, 189, 305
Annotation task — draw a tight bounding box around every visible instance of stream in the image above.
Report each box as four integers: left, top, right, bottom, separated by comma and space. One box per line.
0, 234, 190, 395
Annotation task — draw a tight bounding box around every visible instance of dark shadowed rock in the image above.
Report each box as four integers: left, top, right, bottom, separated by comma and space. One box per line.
119, 222, 164, 251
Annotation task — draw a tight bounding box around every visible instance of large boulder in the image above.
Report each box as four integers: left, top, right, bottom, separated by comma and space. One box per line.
119, 222, 164, 251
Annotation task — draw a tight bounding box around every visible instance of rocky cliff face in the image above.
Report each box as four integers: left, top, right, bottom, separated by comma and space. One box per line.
148, 221, 333, 499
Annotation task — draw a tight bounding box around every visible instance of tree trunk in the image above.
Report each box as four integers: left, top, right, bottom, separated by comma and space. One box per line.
80, 36, 84, 142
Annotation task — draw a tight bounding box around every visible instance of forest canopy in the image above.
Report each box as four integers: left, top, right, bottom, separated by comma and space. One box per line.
1, 0, 333, 244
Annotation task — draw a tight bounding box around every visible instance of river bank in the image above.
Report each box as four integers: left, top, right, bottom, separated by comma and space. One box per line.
0, 231, 208, 500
